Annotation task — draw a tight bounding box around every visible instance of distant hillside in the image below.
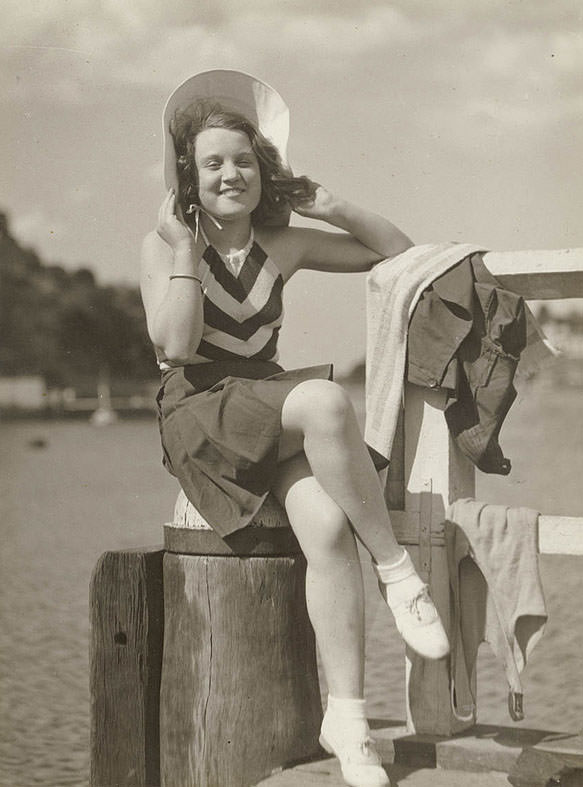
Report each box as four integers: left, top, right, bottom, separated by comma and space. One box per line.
0, 211, 157, 386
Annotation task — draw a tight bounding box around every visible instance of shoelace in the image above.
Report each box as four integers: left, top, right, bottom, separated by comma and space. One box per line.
344, 736, 380, 765
406, 586, 434, 621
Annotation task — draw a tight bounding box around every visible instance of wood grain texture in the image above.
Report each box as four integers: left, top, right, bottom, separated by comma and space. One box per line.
402, 384, 476, 737
164, 523, 302, 557
89, 548, 164, 787
385, 404, 405, 510
483, 248, 583, 299
160, 553, 322, 787
538, 516, 583, 555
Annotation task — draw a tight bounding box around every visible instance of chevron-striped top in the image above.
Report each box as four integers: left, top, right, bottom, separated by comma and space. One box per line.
191, 228, 283, 363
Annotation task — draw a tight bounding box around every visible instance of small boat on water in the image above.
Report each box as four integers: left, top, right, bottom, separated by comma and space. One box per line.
90, 367, 119, 426
90, 406, 118, 426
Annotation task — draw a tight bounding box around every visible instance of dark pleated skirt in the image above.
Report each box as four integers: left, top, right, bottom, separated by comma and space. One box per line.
156, 359, 333, 537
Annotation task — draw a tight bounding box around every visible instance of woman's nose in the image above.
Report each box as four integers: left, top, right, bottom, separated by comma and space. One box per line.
221, 162, 239, 182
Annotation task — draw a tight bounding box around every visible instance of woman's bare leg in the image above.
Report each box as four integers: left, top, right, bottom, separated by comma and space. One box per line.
277, 378, 449, 663
272, 452, 365, 698
273, 449, 393, 786
279, 379, 402, 565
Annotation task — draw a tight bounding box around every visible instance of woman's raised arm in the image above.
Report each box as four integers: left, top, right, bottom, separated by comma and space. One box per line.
139, 190, 205, 364
287, 182, 413, 274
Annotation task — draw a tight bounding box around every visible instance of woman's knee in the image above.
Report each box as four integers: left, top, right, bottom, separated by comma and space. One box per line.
274, 459, 356, 561
282, 379, 354, 435
310, 504, 356, 558
295, 499, 356, 566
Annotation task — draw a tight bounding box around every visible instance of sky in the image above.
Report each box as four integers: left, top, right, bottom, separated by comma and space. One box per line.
2, 0, 582, 374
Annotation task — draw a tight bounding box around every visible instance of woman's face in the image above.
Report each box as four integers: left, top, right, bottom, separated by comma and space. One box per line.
193, 127, 262, 222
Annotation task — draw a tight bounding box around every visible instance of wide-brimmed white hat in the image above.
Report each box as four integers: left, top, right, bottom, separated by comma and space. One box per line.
162, 69, 290, 193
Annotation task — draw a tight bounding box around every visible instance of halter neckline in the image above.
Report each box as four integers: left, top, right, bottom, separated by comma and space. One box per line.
199, 223, 255, 270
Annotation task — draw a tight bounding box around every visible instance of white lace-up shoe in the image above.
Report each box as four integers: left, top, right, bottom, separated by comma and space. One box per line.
319, 718, 390, 787
378, 579, 450, 659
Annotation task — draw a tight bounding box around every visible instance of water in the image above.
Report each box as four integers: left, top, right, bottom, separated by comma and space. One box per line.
1, 377, 582, 787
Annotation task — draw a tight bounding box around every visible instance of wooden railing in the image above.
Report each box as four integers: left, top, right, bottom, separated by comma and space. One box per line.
390, 248, 583, 736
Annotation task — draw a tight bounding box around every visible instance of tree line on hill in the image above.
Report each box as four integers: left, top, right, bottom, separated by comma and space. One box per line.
0, 211, 157, 387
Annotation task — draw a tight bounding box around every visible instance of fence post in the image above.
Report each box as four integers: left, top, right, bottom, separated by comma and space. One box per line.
89, 547, 164, 787
395, 383, 476, 736
159, 494, 323, 787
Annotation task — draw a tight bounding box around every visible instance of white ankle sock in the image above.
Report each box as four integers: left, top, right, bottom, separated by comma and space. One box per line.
374, 550, 425, 607
327, 695, 367, 719
324, 695, 369, 740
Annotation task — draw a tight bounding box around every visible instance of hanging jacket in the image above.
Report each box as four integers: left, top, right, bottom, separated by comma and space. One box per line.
407, 252, 527, 474
365, 242, 484, 462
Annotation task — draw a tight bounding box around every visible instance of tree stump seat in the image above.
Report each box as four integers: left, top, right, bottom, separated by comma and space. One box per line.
159, 489, 322, 787
165, 488, 301, 557
90, 490, 322, 787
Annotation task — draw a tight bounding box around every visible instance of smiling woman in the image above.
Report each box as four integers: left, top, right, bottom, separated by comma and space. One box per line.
139, 69, 439, 787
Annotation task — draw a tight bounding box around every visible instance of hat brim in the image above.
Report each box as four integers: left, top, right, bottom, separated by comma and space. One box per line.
162, 69, 290, 194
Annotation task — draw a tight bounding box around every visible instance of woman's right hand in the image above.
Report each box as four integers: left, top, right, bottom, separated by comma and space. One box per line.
156, 189, 195, 250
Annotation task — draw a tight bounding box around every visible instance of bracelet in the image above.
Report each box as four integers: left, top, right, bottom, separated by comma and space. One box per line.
169, 273, 202, 284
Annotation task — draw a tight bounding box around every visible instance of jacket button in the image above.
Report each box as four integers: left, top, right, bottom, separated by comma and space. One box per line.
429, 379, 438, 388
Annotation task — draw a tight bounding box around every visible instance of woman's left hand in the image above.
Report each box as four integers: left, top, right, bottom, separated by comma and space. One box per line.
292, 181, 338, 222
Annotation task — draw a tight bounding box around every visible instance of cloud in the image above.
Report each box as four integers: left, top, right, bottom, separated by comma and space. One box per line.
400, 19, 583, 138
84, 5, 421, 90
5, 1, 579, 131
277, 6, 418, 55
2, 3, 422, 87
3, 1, 581, 171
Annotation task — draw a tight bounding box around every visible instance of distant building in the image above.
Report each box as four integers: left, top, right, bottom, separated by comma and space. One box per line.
0, 376, 47, 410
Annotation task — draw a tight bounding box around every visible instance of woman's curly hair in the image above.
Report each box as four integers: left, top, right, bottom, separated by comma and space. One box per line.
170, 100, 315, 225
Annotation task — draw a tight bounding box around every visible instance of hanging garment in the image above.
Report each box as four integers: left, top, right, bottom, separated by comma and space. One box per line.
407, 253, 527, 474
364, 243, 554, 466
365, 242, 483, 461
445, 498, 548, 722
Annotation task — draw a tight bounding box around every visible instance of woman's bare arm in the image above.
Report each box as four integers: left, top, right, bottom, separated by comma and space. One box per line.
283, 183, 413, 275
140, 190, 204, 364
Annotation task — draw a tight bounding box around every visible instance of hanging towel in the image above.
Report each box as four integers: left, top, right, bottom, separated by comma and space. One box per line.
445, 498, 548, 722
364, 243, 555, 464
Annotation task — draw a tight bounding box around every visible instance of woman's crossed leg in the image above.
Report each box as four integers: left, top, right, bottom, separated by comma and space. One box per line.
272, 452, 365, 700
275, 379, 449, 665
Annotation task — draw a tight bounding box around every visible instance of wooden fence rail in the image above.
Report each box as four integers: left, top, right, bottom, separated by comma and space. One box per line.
392, 248, 583, 739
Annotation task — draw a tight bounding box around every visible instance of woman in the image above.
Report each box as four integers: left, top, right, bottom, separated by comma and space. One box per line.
141, 69, 449, 787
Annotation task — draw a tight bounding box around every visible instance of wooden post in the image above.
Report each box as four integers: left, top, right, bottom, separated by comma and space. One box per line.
89, 547, 164, 787
159, 500, 323, 787
389, 383, 476, 736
